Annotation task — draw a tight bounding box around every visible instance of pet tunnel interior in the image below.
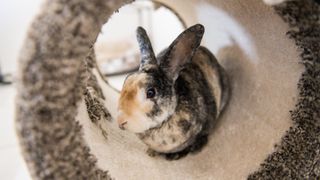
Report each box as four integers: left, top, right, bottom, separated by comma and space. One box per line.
15, 0, 320, 179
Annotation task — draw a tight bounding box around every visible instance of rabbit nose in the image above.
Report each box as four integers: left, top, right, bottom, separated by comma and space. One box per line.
119, 121, 127, 130
117, 114, 127, 130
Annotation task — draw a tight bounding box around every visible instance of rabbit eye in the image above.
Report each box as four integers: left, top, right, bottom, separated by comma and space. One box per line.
146, 88, 156, 99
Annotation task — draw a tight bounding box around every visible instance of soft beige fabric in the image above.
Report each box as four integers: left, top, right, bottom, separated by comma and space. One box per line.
78, 0, 303, 179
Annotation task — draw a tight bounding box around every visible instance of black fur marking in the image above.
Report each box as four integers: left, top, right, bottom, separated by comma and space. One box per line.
163, 135, 209, 161
164, 150, 189, 160
147, 103, 162, 119
178, 119, 191, 133
162, 140, 167, 145
171, 137, 176, 143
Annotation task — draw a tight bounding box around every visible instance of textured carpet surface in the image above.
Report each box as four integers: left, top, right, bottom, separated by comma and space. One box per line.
15, 0, 131, 179
249, 0, 320, 179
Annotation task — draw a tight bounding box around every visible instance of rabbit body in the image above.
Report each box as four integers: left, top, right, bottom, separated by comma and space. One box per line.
138, 47, 229, 154
117, 24, 229, 156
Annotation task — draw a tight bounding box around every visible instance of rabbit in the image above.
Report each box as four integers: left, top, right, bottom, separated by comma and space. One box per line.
117, 24, 230, 159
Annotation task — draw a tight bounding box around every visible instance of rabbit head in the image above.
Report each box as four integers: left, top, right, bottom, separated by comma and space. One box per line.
117, 24, 204, 133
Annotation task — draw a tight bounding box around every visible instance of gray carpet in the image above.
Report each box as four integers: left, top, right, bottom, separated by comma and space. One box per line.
15, 0, 131, 179
249, 0, 320, 179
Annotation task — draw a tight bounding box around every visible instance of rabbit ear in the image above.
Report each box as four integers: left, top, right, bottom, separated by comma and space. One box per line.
160, 24, 204, 81
136, 27, 157, 70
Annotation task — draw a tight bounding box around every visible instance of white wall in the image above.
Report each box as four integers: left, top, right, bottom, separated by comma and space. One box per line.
0, 1, 41, 179
0, 0, 42, 74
